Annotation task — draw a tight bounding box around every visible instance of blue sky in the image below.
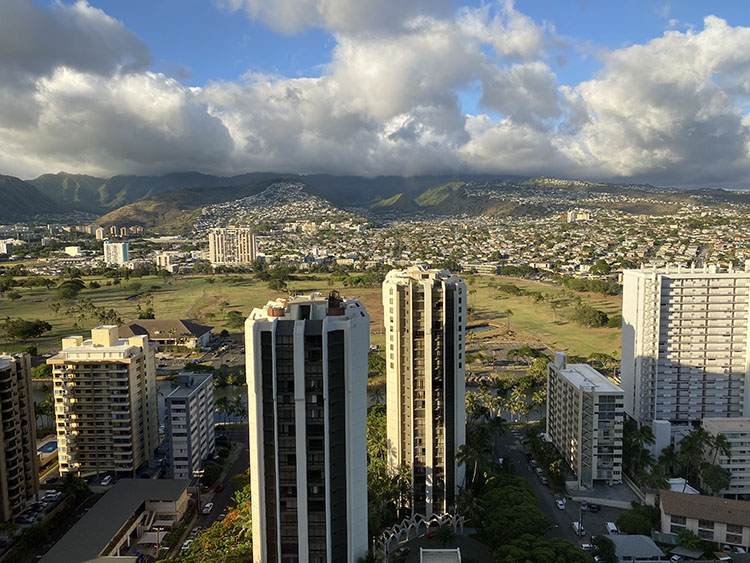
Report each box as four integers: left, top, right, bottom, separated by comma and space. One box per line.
1, 0, 749, 186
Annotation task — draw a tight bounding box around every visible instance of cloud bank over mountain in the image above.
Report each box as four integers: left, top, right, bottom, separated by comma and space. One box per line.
0, 0, 748, 187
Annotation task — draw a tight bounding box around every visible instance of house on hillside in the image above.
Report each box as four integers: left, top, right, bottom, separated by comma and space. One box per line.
120, 319, 213, 350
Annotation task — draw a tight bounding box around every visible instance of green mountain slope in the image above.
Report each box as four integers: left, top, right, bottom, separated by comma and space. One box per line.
0, 175, 64, 219
370, 192, 420, 212
415, 182, 465, 206
30, 172, 107, 213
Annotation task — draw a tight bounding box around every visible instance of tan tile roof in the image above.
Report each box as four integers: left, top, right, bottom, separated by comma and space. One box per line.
660, 490, 750, 528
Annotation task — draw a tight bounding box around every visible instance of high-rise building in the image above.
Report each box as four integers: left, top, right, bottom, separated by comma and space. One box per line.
621, 266, 750, 426
95, 227, 106, 240
48, 326, 158, 477
165, 373, 216, 480
383, 266, 466, 516
0, 354, 39, 521
208, 226, 256, 266
103, 241, 129, 265
546, 352, 624, 489
245, 293, 369, 563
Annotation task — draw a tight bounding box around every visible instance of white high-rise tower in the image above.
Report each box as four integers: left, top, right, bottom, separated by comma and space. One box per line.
245, 292, 369, 563
383, 266, 466, 516
622, 266, 750, 426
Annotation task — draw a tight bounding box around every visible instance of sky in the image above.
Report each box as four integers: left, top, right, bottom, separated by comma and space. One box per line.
0, 0, 749, 187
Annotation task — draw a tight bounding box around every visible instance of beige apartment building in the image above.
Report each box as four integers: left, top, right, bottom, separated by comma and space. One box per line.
702, 417, 750, 499
622, 266, 750, 426
546, 352, 624, 489
208, 226, 256, 265
383, 266, 466, 516
48, 326, 158, 477
0, 354, 39, 521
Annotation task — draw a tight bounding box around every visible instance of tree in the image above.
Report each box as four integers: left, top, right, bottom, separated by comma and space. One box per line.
368, 350, 386, 378
503, 308, 514, 331
709, 432, 732, 465
593, 535, 617, 563
676, 529, 703, 551
225, 310, 246, 330
56, 278, 85, 300
434, 524, 455, 548
61, 473, 91, 502
32, 364, 52, 379
2, 318, 52, 342
216, 396, 231, 424
700, 462, 731, 495
201, 464, 222, 487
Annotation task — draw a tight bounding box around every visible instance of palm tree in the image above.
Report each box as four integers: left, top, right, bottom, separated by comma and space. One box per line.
710, 432, 732, 464
457, 443, 486, 491
456, 488, 484, 525
638, 464, 669, 490
434, 524, 455, 548
216, 396, 231, 425
658, 444, 680, 475
370, 385, 385, 406
503, 308, 513, 331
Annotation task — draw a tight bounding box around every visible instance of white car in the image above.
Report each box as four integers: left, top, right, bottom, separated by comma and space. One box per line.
181, 539, 193, 552
201, 502, 214, 515
100, 475, 112, 486
555, 499, 565, 510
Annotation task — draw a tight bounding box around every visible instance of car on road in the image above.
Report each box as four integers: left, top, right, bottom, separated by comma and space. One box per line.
555, 499, 565, 510
189, 526, 202, 537
530, 459, 538, 468
202, 502, 214, 515
181, 539, 193, 552
588, 503, 601, 513
580, 501, 589, 511
539, 476, 548, 485
606, 522, 619, 534
581, 543, 595, 552
100, 475, 113, 486
394, 546, 410, 556
572, 521, 585, 536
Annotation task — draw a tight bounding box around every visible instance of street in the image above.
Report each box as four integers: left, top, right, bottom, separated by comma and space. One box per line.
496, 427, 627, 547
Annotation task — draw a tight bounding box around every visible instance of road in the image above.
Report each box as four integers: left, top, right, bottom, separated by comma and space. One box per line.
198, 431, 249, 528
496, 427, 626, 547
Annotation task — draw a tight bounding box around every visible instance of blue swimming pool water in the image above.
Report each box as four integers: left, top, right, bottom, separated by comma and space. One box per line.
37, 441, 57, 454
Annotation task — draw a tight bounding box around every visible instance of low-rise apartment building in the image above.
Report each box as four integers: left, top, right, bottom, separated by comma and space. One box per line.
660, 490, 750, 551
165, 373, 215, 479
546, 352, 624, 489
702, 418, 750, 499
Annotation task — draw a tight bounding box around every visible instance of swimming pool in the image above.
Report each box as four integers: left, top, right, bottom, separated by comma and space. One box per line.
37, 441, 57, 454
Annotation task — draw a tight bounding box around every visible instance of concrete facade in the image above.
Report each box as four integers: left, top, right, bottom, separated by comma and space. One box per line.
702, 417, 750, 498
0, 354, 39, 521
245, 293, 369, 563
165, 373, 216, 480
621, 266, 750, 425
103, 241, 129, 265
208, 227, 256, 266
48, 326, 158, 477
546, 352, 624, 489
383, 266, 466, 516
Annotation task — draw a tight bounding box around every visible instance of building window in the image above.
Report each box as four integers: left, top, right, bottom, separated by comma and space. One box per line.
670, 525, 685, 534
697, 529, 713, 540
671, 516, 686, 525
698, 519, 714, 530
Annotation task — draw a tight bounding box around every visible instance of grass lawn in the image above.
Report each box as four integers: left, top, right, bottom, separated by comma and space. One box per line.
1, 271, 620, 359
465, 275, 622, 359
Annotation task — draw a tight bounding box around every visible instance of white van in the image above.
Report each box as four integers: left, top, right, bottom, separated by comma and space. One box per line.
572, 521, 585, 536
606, 522, 619, 534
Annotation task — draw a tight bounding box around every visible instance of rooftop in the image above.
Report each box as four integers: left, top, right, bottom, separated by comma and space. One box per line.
249, 291, 368, 323
605, 534, 664, 559
660, 490, 750, 527
120, 319, 212, 340
420, 548, 461, 562
0, 356, 11, 370
166, 373, 213, 399
551, 353, 622, 394
384, 265, 462, 283
40, 479, 189, 563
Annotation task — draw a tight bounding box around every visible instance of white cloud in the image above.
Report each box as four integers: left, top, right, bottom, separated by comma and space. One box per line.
217, 0, 450, 34
0, 1, 749, 188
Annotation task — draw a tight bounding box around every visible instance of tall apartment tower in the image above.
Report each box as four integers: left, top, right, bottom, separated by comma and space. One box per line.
103, 241, 129, 265
165, 373, 216, 479
208, 226, 256, 266
383, 266, 466, 516
622, 266, 750, 426
0, 354, 39, 521
245, 293, 369, 563
48, 326, 158, 477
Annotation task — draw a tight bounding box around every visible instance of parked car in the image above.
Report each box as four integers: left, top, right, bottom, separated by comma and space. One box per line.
100, 475, 112, 486
580, 501, 589, 511
181, 539, 193, 552
202, 502, 214, 515
571, 521, 585, 536
581, 543, 595, 552
539, 476, 548, 485
606, 522, 619, 534
189, 526, 202, 537
530, 459, 538, 468
588, 503, 601, 513
555, 499, 565, 510
394, 546, 410, 556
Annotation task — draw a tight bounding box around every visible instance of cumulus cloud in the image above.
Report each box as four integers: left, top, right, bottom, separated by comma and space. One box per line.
0, 1, 749, 188
217, 0, 450, 34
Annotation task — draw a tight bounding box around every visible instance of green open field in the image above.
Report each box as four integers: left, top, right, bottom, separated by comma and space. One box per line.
466, 275, 622, 359
0, 272, 621, 358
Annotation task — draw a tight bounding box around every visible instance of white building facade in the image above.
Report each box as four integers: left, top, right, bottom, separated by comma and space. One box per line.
621, 266, 750, 426
103, 241, 129, 265
702, 417, 750, 499
383, 266, 466, 516
166, 373, 216, 480
546, 352, 624, 489
208, 227, 256, 266
245, 293, 369, 563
